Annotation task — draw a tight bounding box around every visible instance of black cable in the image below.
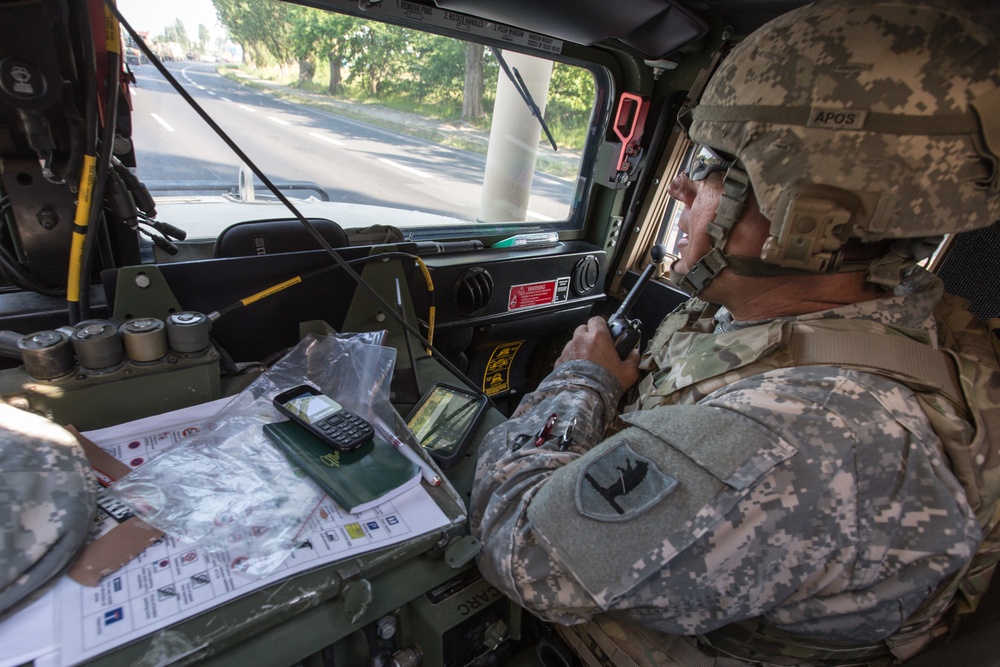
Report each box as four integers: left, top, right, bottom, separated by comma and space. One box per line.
106, 0, 489, 402
77, 21, 122, 322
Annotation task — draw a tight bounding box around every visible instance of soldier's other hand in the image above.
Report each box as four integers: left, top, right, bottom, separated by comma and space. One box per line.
556, 316, 640, 391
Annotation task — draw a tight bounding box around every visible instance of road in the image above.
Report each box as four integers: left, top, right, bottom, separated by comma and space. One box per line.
127, 61, 575, 224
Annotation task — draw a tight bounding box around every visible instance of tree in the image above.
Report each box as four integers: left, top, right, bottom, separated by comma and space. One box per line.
347, 22, 406, 96
199, 24, 210, 53
174, 18, 190, 51
546, 63, 596, 148
281, 7, 358, 94
158, 25, 176, 43
212, 0, 295, 72
462, 43, 485, 121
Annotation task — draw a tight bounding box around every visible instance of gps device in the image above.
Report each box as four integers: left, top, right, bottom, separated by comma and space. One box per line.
407, 383, 488, 468
273, 384, 374, 452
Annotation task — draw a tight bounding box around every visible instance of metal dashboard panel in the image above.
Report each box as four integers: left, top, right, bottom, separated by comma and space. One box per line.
420, 240, 607, 332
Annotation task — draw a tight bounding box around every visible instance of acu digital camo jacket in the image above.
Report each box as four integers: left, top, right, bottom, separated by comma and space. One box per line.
469, 268, 983, 661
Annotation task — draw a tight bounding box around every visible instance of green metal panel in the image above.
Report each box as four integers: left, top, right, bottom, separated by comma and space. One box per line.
0, 351, 222, 431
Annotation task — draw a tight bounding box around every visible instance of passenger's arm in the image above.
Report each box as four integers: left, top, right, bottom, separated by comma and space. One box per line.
469, 357, 626, 622
469, 366, 982, 637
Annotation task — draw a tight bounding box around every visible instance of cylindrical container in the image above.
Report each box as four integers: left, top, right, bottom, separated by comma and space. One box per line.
71, 321, 124, 371
120, 318, 168, 362
166, 311, 211, 354
18, 330, 75, 380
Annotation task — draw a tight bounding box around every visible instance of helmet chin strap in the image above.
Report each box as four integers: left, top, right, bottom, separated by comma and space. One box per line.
668, 164, 752, 296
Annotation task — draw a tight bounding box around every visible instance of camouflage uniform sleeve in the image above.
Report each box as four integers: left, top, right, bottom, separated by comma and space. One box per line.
469, 359, 626, 623
470, 365, 981, 640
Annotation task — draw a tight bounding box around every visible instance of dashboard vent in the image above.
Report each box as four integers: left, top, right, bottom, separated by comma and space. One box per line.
572, 255, 600, 295
454, 267, 494, 315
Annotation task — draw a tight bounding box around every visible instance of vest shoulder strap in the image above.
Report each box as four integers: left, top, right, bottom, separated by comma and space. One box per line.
786, 329, 961, 404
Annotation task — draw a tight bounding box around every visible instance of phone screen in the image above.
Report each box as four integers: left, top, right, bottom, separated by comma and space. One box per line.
280, 389, 343, 425
408, 386, 482, 456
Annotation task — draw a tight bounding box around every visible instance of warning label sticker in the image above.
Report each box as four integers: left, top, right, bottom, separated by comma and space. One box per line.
508, 277, 570, 311
483, 341, 523, 397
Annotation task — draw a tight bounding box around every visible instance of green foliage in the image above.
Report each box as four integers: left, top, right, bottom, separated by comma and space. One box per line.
545, 63, 596, 149
174, 19, 190, 50
212, 0, 295, 65
211, 0, 594, 149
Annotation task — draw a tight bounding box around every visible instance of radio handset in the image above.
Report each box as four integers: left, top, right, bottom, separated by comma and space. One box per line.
606, 244, 667, 359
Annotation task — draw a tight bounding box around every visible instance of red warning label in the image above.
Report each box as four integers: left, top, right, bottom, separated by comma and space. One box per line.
508, 278, 569, 311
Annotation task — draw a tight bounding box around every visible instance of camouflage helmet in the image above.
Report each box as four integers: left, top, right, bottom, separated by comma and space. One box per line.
0, 405, 97, 620
683, 0, 1000, 286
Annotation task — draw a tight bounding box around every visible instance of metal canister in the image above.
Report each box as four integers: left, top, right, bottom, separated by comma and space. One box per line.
120, 318, 168, 362
166, 311, 211, 355
71, 321, 124, 371
18, 330, 75, 380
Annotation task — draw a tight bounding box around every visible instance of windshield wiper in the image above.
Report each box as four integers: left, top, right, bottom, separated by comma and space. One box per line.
490, 47, 558, 152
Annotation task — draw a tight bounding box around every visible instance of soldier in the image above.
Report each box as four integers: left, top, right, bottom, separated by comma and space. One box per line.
470, 0, 1000, 664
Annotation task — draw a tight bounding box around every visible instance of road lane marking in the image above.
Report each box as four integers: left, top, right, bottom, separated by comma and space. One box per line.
237, 104, 257, 112
150, 113, 174, 132
308, 132, 345, 147
267, 116, 291, 126
378, 158, 431, 179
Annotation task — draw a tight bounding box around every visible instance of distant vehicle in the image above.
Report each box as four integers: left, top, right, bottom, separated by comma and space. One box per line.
153, 41, 185, 61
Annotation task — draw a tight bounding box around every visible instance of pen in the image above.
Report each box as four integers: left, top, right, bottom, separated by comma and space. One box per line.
534, 413, 559, 447
559, 417, 576, 451
393, 437, 442, 486
375, 421, 442, 486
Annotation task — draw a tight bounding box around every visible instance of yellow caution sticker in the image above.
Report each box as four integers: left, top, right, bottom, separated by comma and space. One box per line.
483, 341, 523, 396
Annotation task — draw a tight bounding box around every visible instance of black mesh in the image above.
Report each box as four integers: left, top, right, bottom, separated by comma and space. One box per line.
935, 220, 1000, 321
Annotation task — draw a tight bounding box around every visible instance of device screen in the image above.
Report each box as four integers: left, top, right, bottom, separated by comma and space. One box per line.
408, 386, 482, 455
280, 389, 343, 425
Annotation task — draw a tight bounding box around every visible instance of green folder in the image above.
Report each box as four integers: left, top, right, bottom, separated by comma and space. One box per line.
263, 420, 420, 514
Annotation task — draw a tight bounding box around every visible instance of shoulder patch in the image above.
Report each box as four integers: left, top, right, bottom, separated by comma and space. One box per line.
527, 405, 797, 606
576, 440, 678, 522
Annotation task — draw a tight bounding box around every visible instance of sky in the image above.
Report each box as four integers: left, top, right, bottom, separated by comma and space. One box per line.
117, 0, 226, 42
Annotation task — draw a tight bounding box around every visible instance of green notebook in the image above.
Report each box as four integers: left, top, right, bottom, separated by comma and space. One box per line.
263, 420, 421, 514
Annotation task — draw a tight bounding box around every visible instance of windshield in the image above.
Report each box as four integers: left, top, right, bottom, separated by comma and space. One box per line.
118, 0, 600, 243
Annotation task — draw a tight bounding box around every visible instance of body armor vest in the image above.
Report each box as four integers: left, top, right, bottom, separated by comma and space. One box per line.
611, 294, 1000, 664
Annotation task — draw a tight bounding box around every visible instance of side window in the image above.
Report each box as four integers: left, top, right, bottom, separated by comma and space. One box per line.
653, 141, 695, 266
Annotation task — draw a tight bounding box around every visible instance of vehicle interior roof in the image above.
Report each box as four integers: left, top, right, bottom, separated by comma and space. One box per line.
428, 0, 814, 58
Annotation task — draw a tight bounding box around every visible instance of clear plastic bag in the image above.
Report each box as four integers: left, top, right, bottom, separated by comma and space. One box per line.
108, 332, 396, 576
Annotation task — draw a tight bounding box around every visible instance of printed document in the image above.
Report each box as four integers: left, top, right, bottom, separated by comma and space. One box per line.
0, 400, 451, 667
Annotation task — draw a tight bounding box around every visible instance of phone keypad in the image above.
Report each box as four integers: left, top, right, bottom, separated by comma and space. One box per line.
317, 411, 373, 448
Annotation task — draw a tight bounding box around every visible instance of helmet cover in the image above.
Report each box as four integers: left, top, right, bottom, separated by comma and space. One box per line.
0, 405, 97, 620
686, 0, 1000, 272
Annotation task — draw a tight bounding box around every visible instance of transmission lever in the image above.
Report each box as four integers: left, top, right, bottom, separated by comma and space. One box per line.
607, 244, 667, 359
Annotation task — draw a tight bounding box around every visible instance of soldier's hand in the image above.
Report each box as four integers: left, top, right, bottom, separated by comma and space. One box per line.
556, 316, 640, 391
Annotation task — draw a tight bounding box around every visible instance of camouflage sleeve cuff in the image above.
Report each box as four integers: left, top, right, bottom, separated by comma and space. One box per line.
515, 359, 625, 419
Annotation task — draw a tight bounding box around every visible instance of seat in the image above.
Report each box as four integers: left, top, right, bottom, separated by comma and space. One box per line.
213, 218, 348, 258
934, 219, 1000, 321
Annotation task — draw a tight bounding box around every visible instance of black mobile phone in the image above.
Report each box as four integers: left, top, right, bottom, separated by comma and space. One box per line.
407, 383, 488, 468
273, 384, 374, 452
